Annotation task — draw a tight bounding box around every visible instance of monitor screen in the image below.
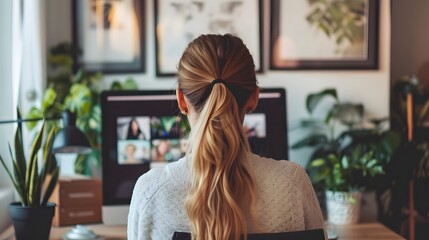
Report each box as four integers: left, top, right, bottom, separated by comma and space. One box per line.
101, 89, 288, 205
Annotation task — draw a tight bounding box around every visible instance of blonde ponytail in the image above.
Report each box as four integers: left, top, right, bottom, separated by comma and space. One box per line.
178, 34, 258, 240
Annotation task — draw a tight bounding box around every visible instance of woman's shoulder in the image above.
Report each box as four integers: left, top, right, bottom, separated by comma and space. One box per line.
132, 157, 189, 206
251, 154, 309, 184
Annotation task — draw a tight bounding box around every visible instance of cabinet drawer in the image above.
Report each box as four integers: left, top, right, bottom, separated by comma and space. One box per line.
52, 205, 102, 226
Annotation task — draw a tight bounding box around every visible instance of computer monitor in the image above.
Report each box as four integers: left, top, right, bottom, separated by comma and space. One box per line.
100, 88, 288, 224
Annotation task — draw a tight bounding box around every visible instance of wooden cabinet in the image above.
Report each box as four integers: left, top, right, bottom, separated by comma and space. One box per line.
49, 177, 102, 226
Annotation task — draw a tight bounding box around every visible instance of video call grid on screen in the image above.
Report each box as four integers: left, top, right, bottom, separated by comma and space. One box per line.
101, 89, 288, 205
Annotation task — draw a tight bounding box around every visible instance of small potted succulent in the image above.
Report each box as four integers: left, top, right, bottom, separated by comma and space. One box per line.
0, 123, 59, 240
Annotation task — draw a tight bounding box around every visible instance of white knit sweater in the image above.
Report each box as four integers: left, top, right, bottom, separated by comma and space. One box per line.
128, 154, 324, 240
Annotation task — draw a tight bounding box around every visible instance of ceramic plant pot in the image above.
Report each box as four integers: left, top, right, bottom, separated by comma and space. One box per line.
326, 190, 362, 225
9, 202, 56, 240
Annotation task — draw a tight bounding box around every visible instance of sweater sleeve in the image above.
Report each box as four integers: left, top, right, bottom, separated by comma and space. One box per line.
295, 165, 325, 230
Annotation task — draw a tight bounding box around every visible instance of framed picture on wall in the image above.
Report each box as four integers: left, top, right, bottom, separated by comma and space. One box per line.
155, 0, 263, 76
270, 0, 379, 70
72, 0, 146, 73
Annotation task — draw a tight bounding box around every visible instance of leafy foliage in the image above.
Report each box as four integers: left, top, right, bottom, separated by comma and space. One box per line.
0, 123, 59, 206
306, 0, 366, 45
310, 149, 385, 192
292, 88, 400, 191
26, 42, 139, 175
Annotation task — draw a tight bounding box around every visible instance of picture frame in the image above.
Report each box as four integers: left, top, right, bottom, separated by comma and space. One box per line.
155, 0, 263, 77
72, 0, 146, 73
270, 0, 379, 70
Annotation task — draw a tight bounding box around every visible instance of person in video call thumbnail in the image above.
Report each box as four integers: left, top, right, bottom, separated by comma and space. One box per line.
126, 118, 146, 140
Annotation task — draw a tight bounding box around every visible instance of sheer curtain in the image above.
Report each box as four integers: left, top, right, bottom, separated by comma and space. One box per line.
18, 0, 46, 155
12, 0, 22, 115
0, 0, 45, 203
0, 0, 18, 232
19, 0, 46, 114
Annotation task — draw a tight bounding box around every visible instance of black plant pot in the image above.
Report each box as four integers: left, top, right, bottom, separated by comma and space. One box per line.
9, 202, 56, 240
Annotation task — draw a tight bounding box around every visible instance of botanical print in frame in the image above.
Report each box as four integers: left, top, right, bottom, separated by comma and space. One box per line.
270, 0, 378, 70
155, 0, 263, 76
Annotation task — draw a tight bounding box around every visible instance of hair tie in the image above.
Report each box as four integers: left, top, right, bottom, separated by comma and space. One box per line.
211, 79, 227, 87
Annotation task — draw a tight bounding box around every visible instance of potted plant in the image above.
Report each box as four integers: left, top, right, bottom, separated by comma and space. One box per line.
26, 42, 138, 176
0, 123, 59, 239
291, 88, 400, 224
310, 149, 385, 224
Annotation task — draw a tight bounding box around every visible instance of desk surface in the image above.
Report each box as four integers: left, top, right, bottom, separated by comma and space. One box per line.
0, 222, 404, 240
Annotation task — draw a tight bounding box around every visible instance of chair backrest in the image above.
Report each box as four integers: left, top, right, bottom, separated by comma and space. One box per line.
172, 229, 325, 240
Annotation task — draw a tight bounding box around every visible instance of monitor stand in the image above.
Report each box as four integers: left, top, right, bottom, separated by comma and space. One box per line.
102, 205, 129, 225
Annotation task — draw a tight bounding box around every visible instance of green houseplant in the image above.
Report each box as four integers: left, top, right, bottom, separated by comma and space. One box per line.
309, 149, 385, 224
292, 89, 400, 175
26, 42, 138, 176
0, 122, 59, 239
291, 88, 400, 224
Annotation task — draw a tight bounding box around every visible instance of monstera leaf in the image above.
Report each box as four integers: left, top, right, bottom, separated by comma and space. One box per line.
64, 84, 92, 117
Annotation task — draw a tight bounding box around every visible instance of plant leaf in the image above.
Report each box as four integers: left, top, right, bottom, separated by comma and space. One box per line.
300, 119, 325, 128
25, 107, 44, 130
110, 81, 122, 90
122, 78, 139, 90
39, 127, 57, 187
9, 143, 27, 204
0, 154, 23, 200
73, 69, 83, 83
42, 88, 57, 110
324, 108, 335, 124
310, 159, 326, 167
26, 123, 45, 196
14, 125, 26, 185
306, 89, 338, 114
341, 156, 349, 169
41, 167, 59, 206
64, 84, 92, 116
28, 155, 39, 206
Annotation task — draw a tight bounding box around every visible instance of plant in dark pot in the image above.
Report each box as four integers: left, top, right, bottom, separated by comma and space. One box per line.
0, 123, 59, 240
291, 88, 400, 224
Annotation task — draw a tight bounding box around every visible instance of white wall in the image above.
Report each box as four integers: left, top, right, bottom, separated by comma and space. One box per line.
46, 0, 391, 167
0, 0, 14, 232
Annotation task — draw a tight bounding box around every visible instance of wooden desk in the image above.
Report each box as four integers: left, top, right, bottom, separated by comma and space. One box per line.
0, 222, 404, 240
334, 223, 405, 240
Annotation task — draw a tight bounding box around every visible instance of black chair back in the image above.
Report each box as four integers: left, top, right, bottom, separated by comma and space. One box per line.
172, 229, 325, 240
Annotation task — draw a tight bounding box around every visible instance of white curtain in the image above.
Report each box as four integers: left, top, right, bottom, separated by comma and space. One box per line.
19, 0, 46, 114
0, 0, 20, 230
11, 0, 22, 114
16, 0, 46, 154
0, 0, 46, 227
